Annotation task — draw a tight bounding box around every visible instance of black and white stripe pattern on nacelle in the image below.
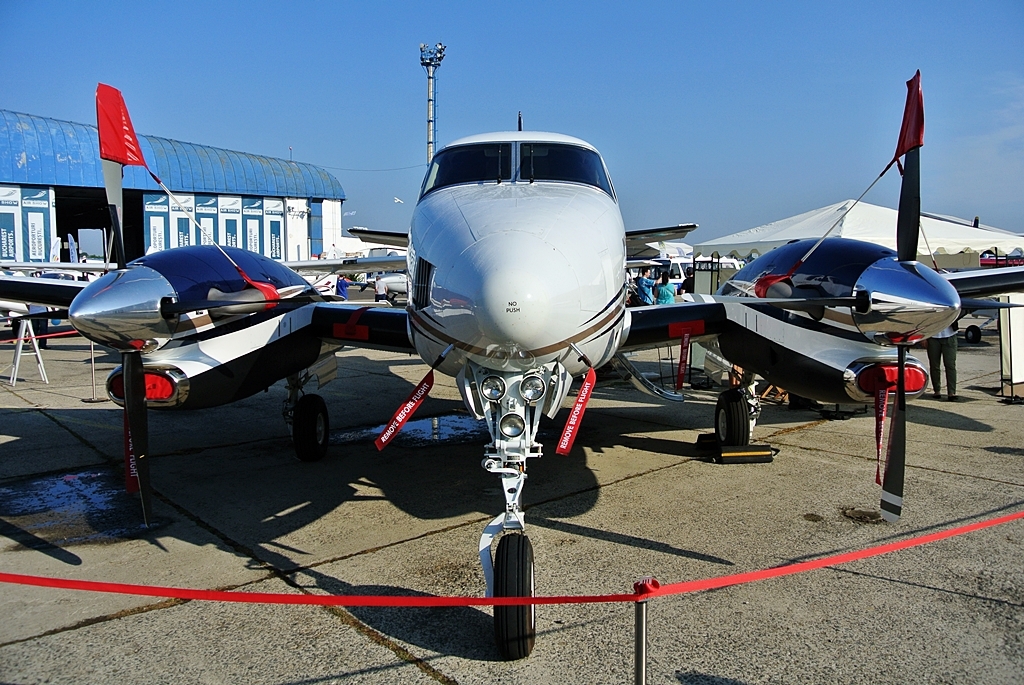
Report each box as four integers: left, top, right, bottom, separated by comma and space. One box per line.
708, 296, 926, 406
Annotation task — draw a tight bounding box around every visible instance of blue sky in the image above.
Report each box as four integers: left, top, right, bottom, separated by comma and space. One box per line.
2, 1, 1022, 241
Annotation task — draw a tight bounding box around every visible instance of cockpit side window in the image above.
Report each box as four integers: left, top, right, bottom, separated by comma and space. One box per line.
519, 143, 614, 197
420, 143, 512, 197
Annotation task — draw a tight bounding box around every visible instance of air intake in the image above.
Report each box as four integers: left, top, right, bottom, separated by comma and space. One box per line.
412, 258, 434, 310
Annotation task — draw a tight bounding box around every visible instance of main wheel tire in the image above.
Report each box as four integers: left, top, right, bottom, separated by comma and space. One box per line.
293, 394, 329, 462
715, 389, 751, 446
494, 533, 536, 660
964, 325, 982, 344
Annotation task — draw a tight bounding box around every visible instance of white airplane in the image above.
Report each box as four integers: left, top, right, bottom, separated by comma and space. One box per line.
2, 75, 1023, 660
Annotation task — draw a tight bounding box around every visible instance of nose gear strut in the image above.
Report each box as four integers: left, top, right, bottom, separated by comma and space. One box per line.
460, 359, 571, 660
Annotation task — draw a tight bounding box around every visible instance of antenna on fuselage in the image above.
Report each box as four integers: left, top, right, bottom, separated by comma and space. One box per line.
420, 42, 446, 163
518, 111, 523, 131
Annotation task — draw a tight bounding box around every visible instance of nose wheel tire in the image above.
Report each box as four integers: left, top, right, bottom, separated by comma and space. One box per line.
494, 533, 536, 660
964, 324, 981, 344
715, 389, 750, 446
293, 394, 329, 462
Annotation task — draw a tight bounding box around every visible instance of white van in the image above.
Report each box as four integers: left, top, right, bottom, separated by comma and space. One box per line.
652, 256, 743, 293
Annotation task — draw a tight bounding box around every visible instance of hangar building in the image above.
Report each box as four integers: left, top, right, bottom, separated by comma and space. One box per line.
0, 109, 346, 264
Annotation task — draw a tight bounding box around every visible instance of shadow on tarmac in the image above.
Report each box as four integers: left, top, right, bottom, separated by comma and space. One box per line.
299, 565, 500, 661
675, 672, 751, 685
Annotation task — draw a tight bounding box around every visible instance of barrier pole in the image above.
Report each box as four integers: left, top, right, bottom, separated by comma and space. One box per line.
633, 577, 660, 685
634, 598, 647, 685
89, 341, 97, 399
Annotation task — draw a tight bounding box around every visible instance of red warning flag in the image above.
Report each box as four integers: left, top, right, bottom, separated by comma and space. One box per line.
96, 83, 148, 168
892, 70, 924, 163
556, 367, 597, 455
375, 371, 435, 450
123, 413, 140, 494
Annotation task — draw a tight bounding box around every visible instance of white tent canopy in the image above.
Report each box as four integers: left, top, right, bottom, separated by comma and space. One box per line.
695, 200, 1024, 259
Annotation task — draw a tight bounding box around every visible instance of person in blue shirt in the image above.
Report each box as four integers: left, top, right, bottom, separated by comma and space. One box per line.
635, 268, 656, 305
336, 276, 353, 300
655, 272, 675, 304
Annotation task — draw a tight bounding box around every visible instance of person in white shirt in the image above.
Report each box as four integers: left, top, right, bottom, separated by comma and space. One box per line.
374, 275, 389, 302
927, 324, 958, 400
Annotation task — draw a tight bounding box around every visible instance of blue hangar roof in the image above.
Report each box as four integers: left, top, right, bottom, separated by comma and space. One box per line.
0, 109, 345, 201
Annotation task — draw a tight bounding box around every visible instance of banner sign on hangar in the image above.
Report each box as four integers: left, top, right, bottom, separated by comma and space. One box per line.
144, 193, 281, 258
0, 185, 57, 263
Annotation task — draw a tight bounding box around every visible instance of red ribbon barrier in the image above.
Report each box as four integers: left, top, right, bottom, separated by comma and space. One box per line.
0, 330, 80, 344
2, 509, 1021, 607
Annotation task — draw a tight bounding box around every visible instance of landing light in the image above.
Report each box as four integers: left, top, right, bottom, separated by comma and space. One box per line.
519, 375, 545, 402
482, 376, 506, 401
499, 414, 526, 438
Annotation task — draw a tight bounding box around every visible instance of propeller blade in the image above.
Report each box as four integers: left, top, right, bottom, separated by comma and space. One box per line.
959, 298, 1024, 310
160, 296, 324, 318
896, 147, 921, 262
160, 299, 276, 317
880, 345, 907, 522
122, 351, 154, 526
893, 73, 924, 262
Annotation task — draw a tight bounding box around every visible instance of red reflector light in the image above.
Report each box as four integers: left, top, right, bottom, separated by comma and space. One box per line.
110, 374, 125, 400
109, 371, 175, 401
144, 373, 175, 400
857, 364, 927, 394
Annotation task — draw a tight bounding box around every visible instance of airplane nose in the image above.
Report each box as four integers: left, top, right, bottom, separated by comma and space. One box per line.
852, 257, 961, 343
448, 231, 580, 352
69, 266, 176, 350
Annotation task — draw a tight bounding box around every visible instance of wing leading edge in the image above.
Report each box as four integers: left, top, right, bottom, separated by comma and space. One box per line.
0, 275, 87, 309
944, 265, 1024, 300
620, 300, 727, 351
311, 303, 413, 353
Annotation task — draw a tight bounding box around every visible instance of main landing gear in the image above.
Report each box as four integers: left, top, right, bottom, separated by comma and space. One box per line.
459, 359, 571, 660
714, 372, 760, 446
284, 349, 340, 462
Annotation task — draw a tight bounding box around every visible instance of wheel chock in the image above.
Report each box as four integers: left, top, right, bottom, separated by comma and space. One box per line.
694, 434, 775, 463
695, 433, 718, 451
715, 444, 775, 464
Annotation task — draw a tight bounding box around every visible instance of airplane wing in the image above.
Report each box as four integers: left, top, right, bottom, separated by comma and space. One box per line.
625, 223, 698, 257
625, 257, 664, 270
619, 299, 727, 351
310, 303, 413, 353
944, 265, 1024, 299
0, 275, 87, 309
347, 227, 409, 248
2, 262, 115, 274
284, 254, 407, 276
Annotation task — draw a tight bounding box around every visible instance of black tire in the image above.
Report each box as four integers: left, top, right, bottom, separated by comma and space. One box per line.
964, 325, 981, 344
715, 389, 750, 446
293, 394, 329, 462
494, 533, 536, 660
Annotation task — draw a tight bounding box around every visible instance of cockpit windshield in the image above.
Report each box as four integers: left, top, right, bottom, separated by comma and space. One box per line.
519, 143, 613, 197
420, 143, 512, 196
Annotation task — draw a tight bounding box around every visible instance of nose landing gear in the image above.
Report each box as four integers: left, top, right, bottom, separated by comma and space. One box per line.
460, 360, 571, 660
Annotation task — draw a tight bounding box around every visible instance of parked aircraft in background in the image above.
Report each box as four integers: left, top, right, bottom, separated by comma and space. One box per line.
2, 74, 1023, 660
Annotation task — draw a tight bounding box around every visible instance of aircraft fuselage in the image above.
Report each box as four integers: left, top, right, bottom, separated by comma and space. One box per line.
405, 132, 628, 379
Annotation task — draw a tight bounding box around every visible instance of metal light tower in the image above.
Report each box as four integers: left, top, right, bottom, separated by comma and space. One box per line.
420, 42, 446, 163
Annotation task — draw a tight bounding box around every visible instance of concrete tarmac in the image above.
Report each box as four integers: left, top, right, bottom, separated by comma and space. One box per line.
1, 317, 1022, 684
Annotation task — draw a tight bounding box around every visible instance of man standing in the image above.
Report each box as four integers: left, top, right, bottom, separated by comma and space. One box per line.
681, 266, 695, 294
336, 276, 353, 301
374, 275, 389, 303
635, 268, 656, 305
927, 324, 958, 400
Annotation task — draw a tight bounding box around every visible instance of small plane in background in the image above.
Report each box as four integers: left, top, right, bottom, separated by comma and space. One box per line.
2, 74, 1023, 660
